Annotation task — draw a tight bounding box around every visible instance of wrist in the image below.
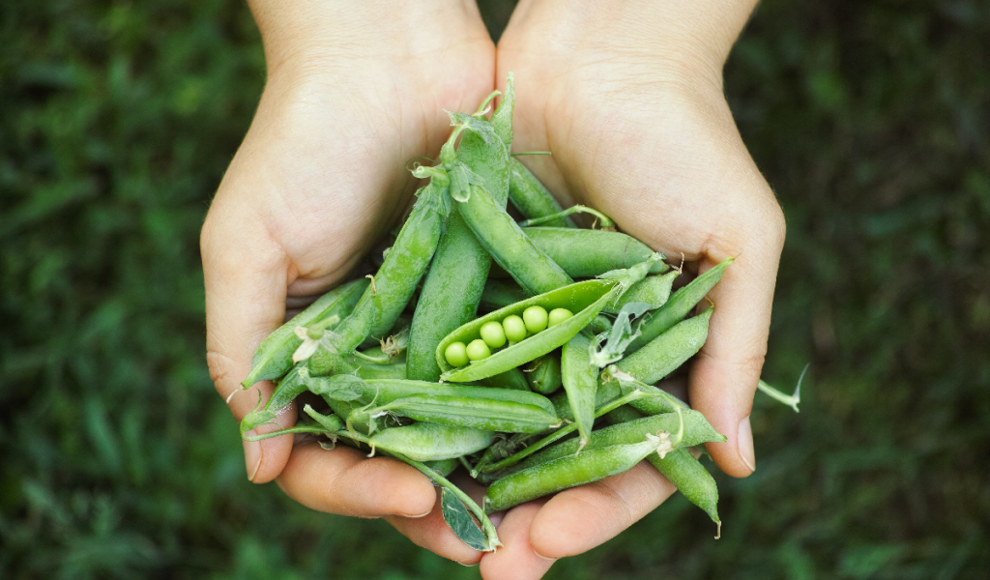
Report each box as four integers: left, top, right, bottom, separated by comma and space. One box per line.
506, 0, 757, 93
248, 0, 487, 82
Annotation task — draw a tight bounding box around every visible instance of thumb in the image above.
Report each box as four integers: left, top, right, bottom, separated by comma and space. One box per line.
689, 204, 785, 478
202, 205, 295, 483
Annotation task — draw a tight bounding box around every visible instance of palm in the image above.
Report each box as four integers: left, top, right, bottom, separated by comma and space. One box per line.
202, 6, 497, 568
226, 49, 497, 297
479, 7, 784, 577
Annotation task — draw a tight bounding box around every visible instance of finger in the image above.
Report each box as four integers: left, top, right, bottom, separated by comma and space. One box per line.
276, 441, 436, 519
529, 461, 677, 559
478, 499, 555, 580
690, 196, 786, 477
385, 472, 487, 566
202, 204, 295, 483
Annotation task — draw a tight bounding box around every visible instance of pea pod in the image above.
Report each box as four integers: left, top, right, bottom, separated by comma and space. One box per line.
507, 157, 576, 228
608, 406, 720, 525
312, 376, 557, 416
560, 333, 597, 445
436, 279, 618, 382
456, 181, 573, 296
368, 423, 496, 462
484, 434, 665, 513
307, 174, 449, 376
552, 374, 620, 423
603, 271, 677, 315
480, 385, 667, 475
407, 85, 515, 381
481, 367, 531, 391
241, 405, 345, 442
406, 212, 493, 381
512, 410, 725, 474
524, 353, 562, 395
617, 307, 714, 386
422, 457, 460, 478
480, 278, 529, 311
625, 257, 731, 353
353, 395, 561, 434
242, 278, 369, 387
521, 227, 668, 277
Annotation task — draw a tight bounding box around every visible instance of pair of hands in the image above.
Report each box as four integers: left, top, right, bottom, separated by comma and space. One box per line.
201, 1, 784, 577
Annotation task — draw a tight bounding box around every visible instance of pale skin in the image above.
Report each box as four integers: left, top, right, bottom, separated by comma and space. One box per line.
201, 0, 784, 577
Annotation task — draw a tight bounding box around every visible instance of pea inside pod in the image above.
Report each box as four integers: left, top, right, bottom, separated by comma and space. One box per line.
435, 279, 618, 383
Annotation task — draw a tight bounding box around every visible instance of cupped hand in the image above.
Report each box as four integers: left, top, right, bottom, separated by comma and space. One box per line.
201, 0, 496, 566
483, 1, 784, 577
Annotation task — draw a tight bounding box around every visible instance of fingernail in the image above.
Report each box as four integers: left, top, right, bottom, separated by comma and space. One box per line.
243, 431, 262, 482
737, 416, 756, 473
405, 509, 433, 519
534, 550, 558, 563
488, 512, 504, 530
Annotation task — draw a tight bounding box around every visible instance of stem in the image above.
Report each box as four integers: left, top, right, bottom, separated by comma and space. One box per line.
481, 389, 652, 473
518, 205, 615, 229
338, 430, 502, 551
307, 314, 341, 337
351, 349, 390, 364
242, 425, 335, 442
757, 363, 807, 413
474, 90, 501, 117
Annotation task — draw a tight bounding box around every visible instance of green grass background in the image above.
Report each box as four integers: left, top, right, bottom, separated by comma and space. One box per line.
2, 0, 988, 578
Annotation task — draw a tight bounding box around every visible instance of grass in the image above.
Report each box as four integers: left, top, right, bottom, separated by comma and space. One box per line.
1, 0, 987, 578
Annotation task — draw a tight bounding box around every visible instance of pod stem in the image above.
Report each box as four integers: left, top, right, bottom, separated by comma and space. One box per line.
350, 350, 391, 365
518, 205, 615, 229
756, 363, 808, 413
242, 425, 336, 442
474, 90, 501, 117
339, 430, 501, 551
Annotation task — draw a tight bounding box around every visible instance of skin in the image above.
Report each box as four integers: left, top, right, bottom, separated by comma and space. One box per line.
485, 0, 784, 576
203, 0, 782, 576
202, 0, 495, 567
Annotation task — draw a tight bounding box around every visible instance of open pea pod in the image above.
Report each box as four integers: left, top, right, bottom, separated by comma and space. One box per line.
437, 279, 618, 382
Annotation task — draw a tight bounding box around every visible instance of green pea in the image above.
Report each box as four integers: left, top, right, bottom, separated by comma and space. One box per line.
466, 339, 492, 361
445, 342, 469, 367
523, 305, 548, 333
480, 321, 507, 349
502, 315, 528, 342
547, 307, 573, 327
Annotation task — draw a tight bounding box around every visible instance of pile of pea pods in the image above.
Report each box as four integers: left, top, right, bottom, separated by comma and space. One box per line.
237, 76, 734, 551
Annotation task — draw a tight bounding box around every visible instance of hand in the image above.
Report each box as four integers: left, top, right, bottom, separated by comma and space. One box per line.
201, 0, 496, 566
483, 1, 784, 577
